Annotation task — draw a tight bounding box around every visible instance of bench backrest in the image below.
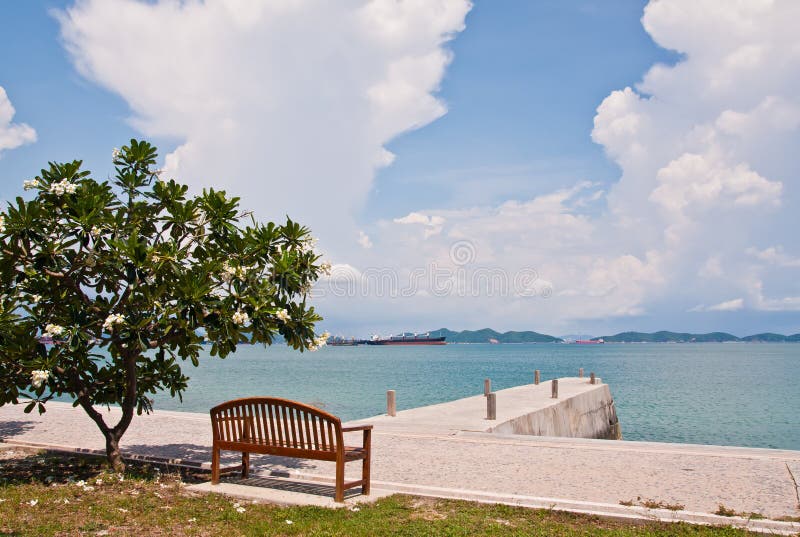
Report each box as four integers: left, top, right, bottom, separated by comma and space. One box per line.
210, 397, 343, 453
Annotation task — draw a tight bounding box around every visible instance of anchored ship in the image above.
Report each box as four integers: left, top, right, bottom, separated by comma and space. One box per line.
365, 333, 446, 346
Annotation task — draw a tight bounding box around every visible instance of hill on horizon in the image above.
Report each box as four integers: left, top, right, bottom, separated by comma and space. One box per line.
432, 328, 562, 343
594, 331, 800, 343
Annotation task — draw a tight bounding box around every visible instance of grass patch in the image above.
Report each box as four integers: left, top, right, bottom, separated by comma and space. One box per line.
713, 504, 766, 520
619, 496, 685, 511
0, 447, 774, 536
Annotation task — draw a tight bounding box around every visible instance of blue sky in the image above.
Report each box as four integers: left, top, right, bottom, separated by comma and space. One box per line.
1, 1, 798, 337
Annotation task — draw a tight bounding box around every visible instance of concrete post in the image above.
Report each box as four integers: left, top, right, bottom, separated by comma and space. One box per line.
551, 379, 558, 398
387, 390, 396, 417
590, 372, 596, 385
486, 392, 496, 420
579, 368, 584, 378
484, 378, 491, 396
534, 370, 540, 385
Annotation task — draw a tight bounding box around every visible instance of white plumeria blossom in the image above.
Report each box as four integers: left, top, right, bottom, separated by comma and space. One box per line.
276, 309, 290, 322
28, 499, 38, 507
0, 214, 5, 234
319, 261, 332, 275
221, 261, 245, 282
23, 178, 41, 190
285, 520, 293, 525
30, 370, 50, 389
103, 313, 125, 331
44, 324, 64, 337
49, 178, 77, 196
231, 310, 249, 325
30, 294, 42, 304
112, 147, 121, 160
90, 226, 102, 237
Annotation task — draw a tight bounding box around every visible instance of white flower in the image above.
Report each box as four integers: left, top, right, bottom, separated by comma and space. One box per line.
23, 178, 41, 190
63, 499, 69, 504
30, 370, 50, 389
82, 485, 95, 492
235, 506, 246, 513
349, 506, 360, 512
103, 313, 125, 331
95, 478, 103, 486
0, 214, 5, 233
276, 309, 290, 322
90, 226, 102, 238
117, 474, 124, 483
319, 261, 332, 275
187, 518, 196, 523
313, 332, 330, 348
112, 147, 121, 160
231, 310, 249, 326
28, 499, 38, 506
49, 178, 77, 196
285, 520, 293, 525
30, 294, 42, 304
44, 324, 64, 337
221, 261, 245, 282
74, 480, 85, 487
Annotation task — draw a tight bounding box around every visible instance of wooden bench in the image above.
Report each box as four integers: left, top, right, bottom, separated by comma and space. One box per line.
210, 397, 372, 502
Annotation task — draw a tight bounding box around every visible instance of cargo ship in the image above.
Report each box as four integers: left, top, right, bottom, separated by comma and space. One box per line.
574, 339, 604, 344
365, 333, 446, 346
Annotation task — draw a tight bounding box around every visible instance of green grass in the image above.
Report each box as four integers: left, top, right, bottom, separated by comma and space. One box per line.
0, 448, 769, 536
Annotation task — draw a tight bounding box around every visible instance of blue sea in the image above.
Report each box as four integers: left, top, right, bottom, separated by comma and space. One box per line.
152, 343, 800, 451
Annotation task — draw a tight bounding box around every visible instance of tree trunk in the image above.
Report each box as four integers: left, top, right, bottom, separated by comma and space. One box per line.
104, 430, 125, 472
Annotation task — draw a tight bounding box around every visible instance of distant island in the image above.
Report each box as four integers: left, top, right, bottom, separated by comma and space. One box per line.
430, 328, 561, 344
415, 328, 800, 344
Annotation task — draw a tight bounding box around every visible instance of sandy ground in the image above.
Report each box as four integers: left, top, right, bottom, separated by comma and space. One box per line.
1, 397, 799, 521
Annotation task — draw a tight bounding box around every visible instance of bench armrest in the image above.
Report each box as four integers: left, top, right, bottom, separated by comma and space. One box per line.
342, 425, 373, 432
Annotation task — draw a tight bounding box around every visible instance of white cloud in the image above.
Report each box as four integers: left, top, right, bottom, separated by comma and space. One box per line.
357, 230, 373, 249
0, 87, 36, 156
57, 0, 471, 248
58, 0, 800, 332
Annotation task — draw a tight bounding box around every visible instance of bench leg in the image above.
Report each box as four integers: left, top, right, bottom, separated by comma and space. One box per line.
362, 430, 371, 495
242, 451, 250, 478
211, 447, 220, 485
335, 458, 345, 503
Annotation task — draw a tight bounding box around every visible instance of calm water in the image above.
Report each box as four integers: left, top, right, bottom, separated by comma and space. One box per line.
152, 343, 800, 450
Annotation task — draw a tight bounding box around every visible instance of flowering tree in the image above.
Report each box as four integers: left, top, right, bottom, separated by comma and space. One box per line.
0, 140, 329, 470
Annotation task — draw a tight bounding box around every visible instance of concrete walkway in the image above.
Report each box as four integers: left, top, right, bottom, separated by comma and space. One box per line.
1, 390, 799, 534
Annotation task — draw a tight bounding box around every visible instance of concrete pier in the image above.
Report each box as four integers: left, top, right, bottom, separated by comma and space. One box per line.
353, 377, 620, 440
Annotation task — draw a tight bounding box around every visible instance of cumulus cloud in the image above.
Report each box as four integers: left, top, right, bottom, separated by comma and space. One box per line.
58, 0, 800, 332
0, 87, 36, 156
57, 0, 471, 250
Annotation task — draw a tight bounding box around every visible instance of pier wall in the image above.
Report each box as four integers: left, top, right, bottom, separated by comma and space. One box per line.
488, 383, 621, 439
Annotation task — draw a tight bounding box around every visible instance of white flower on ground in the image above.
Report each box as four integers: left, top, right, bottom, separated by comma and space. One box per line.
74, 480, 85, 487
0, 214, 5, 233
49, 178, 77, 196
23, 178, 41, 190
231, 310, 249, 325
103, 313, 125, 331
349, 506, 360, 512
44, 324, 64, 337
187, 518, 196, 523
235, 506, 246, 513
28, 499, 38, 506
30, 370, 50, 389
285, 520, 293, 525
82, 485, 95, 492
95, 478, 103, 486
276, 309, 290, 322
112, 147, 121, 160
